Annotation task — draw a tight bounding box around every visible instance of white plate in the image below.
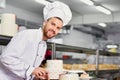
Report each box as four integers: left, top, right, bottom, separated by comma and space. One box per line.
79, 77, 93, 80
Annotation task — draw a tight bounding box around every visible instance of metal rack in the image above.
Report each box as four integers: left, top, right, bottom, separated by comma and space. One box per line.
47, 42, 120, 58
47, 42, 120, 78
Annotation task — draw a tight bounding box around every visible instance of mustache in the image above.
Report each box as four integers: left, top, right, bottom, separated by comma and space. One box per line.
48, 29, 55, 34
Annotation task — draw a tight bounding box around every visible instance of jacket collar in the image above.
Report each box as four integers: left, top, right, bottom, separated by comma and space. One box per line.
37, 28, 43, 43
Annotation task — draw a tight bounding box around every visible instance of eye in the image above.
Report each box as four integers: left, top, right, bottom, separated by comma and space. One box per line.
51, 22, 55, 26
57, 27, 61, 30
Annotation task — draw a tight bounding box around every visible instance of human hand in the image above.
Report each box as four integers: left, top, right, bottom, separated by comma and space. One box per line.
32, 67, 49, 80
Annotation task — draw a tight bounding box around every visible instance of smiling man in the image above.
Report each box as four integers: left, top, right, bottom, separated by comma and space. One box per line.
0, 1, 72, 80
43, 17, 63, 39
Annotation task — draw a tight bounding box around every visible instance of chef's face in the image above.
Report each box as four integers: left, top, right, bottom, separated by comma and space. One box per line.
43, 17, 63, 39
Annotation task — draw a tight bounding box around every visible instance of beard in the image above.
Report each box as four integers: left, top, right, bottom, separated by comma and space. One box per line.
43, 29, 56, 39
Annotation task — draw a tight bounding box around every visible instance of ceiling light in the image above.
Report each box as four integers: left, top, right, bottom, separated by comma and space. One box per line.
95, 6, 111, 15
98, 23, 107, 27
106, 44, 118, 48
35, 0, 50, 5
80, 0, 94, 6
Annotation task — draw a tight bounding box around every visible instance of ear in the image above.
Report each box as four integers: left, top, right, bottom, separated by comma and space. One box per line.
43, 21, 47, 26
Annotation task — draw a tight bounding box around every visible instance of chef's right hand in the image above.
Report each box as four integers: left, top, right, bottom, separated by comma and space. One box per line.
32, 67, 49, 80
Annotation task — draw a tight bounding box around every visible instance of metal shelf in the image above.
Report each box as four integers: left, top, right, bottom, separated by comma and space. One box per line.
47, 42, 120, 56
47, 42, 120, 77
0, 35, 12, 45
99, 50, 120, 56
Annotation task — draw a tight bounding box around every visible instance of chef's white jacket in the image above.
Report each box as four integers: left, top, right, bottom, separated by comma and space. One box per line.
0, 28, 47, 80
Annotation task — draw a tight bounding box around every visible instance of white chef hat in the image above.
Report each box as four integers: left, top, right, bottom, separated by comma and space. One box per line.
43, 1, 72, 26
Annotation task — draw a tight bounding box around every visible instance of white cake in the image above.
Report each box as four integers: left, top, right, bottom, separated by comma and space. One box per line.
1, 13, 15, 24
47, 60, 63, 69
46, 60, 63, 79
59, 74, 79, 80
0, 13, 18, 36
1, 24, 18, 36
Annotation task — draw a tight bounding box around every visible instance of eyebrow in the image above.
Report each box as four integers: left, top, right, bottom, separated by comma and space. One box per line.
51, 21, 62, 29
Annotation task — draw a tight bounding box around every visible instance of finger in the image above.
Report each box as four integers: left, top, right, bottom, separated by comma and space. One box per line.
35, 74, 39, 79
39, 70, 46, 76
38, 72, 43, 76
39, 67, 49, 73
34, 71, 44, 78
36, 71, 43, 78
46, 74, 50, 80
38, 76, 45, 79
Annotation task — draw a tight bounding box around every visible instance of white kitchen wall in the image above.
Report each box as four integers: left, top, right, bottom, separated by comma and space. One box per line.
0, 4, 43, 24
107, 33, 120, 43
62, 29, 97, 49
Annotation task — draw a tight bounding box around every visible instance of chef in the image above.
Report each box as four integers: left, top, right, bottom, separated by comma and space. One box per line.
0, 1, 72, 80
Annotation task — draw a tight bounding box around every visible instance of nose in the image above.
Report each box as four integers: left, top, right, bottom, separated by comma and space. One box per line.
52, 27, 56, 34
